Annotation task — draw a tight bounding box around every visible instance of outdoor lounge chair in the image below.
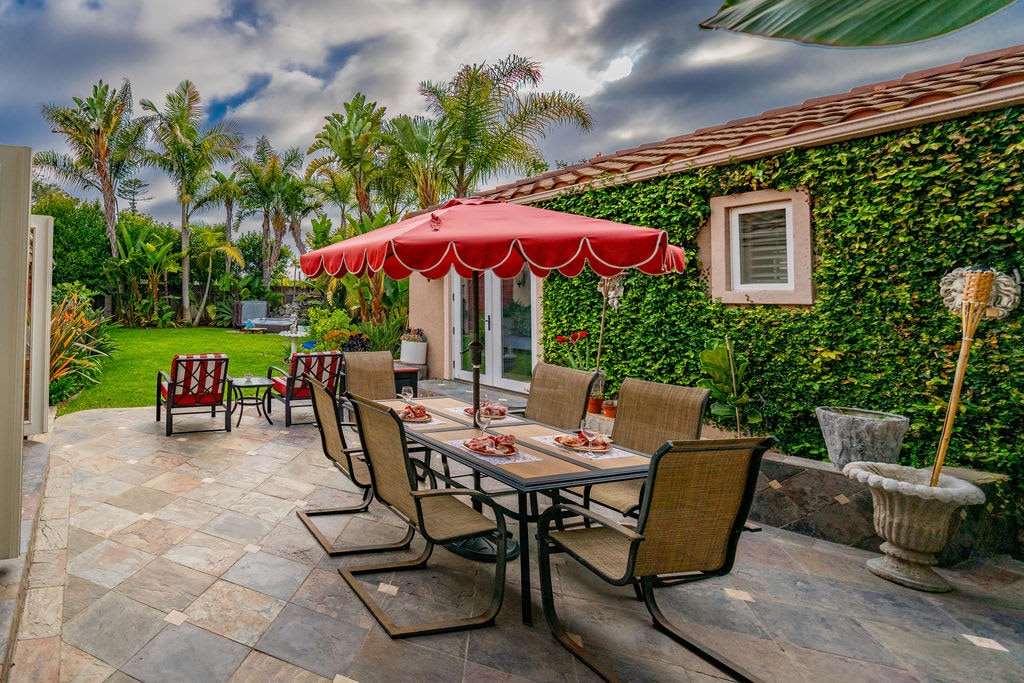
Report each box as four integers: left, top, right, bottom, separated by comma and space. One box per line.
155, 353, 232, 436
537, 436, 776, 683
523, 361, 600, 430
340, 392, 509, 638
267, 350, 343, 426
575, 379, 711, 517
297, 377, 413, 556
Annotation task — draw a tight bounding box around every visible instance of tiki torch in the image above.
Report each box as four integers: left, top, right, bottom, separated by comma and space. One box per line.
931, 267, 1019, 486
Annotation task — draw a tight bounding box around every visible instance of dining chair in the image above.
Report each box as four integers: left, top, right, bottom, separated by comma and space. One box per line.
523, 361, 600, 431
297, 377, 413, 556
340, 392, 509, 638
155, 353, 232, 436
267, 350, 343, 426
577, 379, 711, 517
537, 436, 777, 683
341, 351, 398, 400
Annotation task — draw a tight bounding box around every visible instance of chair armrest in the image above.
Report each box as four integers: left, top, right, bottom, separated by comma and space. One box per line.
267, 365, 288, 378
157, 370, 170, 383
409, 489, 509, 536
538, 503, 645, 543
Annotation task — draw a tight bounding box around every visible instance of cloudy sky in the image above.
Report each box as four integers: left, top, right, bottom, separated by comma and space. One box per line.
3, 0, 1023, 227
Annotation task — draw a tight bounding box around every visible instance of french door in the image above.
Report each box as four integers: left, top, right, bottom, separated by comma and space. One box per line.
452, 266, 536, 392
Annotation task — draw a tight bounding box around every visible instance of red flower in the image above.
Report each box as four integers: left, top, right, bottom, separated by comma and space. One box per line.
556, 335, 569, 343
578, 330, 588, 339
570, 331, 580, 342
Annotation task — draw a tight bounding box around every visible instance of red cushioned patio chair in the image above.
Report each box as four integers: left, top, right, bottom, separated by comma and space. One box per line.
156, 354, 232, 436
267, 351, 343, 426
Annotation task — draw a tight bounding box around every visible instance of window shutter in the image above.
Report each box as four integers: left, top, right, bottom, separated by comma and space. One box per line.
736, 207, 788, 285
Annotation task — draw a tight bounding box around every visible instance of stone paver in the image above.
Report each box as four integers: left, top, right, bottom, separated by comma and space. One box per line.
4, 403, 1022, 682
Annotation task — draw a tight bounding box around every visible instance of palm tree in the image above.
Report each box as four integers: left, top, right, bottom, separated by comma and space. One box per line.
189, 225, 243, 326
383, 115, 457, 209
281, 174, 322, 257
307, 165, 355, 233
35, 78, 149, 257
235, 137, 304, 287
307, 93, 387, 219
140, 80, 244, 324
419, 54, 592, 197
207, 171, 244, 273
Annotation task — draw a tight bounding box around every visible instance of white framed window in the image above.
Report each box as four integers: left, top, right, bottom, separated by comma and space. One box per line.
708, 188, 814, 305
729, 202, 793, 291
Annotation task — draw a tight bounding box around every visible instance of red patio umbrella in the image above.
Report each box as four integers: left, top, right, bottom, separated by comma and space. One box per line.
300, 197, 686, 424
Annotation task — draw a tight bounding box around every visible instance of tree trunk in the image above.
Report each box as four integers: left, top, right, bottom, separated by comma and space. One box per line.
180, 203, 191, 324
261, 213, 272, 287
289, 219, 307, 255
225, 201, 234, 274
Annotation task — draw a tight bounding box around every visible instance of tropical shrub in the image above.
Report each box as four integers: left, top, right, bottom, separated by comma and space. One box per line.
49, 285, 116, 404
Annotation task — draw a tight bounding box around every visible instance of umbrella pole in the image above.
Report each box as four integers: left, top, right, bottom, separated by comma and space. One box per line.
470, 271, 483, 428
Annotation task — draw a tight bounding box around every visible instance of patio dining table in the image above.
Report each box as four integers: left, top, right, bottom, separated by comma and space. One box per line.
377, 395, 652, 625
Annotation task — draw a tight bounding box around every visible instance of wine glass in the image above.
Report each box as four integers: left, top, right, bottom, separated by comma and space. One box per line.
401, 386, 414, 402
477, 404, 493, 433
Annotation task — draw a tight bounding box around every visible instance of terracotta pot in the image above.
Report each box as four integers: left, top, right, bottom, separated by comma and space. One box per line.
844, 462, 985, 592
587, 396, 603, 414
601, 401, 617, 418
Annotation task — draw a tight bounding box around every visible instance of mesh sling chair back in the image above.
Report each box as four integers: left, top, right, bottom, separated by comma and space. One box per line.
267, 350, 343, 426
340, 393, 509, 638
156, 354, 232, 436
538, 437, 777, 683
523, 361, 600, 430
341, 351, 399, 400
297, 377, 413, 556
580, 379, 711, 516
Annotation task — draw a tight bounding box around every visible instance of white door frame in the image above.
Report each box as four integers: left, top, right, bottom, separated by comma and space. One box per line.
451, 271, 538, 393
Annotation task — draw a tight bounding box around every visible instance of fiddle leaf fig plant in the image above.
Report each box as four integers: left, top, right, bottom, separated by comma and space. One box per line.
697, 336, 762, 434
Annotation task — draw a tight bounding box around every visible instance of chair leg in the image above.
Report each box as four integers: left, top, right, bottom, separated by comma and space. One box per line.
340, 530, 507, 639
165, 409, 173, 436
640, 578, 761, 683
538, 537, 625, 683
298, 488, 415, 556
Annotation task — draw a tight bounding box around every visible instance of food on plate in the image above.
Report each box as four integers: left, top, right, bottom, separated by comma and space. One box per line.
555, 431, 613, 451
463, 433, 518, 456
464, 401, 508, 418
398, 404, 431, 422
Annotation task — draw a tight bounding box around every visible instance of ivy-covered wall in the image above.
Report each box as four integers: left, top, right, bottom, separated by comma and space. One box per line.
540, 106, 1023, 521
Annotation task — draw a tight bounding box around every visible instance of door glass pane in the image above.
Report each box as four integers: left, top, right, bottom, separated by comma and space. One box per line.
458, 276, 486, 374
499, 267, 532, 383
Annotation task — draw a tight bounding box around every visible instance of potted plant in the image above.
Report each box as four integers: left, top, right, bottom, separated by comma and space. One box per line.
601, 398, 618, 418
844, 267, 1019, 592
399, 328, 427, 364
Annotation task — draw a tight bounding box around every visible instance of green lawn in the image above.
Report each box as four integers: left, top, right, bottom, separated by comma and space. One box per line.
59, 327, 298, 415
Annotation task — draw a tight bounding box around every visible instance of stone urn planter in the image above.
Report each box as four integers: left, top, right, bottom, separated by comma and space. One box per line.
844, 462, 985, 592
816, 406, 909, 469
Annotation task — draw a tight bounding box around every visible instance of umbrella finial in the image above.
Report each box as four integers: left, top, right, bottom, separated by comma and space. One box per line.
430, 213, 441, 231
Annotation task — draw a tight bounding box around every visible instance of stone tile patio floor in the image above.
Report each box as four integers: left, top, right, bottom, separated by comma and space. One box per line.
3, 402, 1023, 682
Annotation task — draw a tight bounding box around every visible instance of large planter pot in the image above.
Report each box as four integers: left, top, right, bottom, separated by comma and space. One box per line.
844, 462, 985, 592
399, 340, 427, 365
816, 406, 909, 469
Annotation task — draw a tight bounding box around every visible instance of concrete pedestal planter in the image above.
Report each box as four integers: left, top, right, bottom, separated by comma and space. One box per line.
399, 340, 427, 365
843, 462, 985, 592
816, 406, 909, 469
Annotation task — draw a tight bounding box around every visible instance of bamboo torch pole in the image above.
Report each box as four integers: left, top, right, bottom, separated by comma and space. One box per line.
931, 269, 994, 487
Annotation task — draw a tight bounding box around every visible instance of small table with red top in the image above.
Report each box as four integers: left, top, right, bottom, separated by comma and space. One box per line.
228, 375, 275, 426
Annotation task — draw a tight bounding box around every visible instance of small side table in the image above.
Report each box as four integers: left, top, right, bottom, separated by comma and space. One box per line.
229, 376, 275, 426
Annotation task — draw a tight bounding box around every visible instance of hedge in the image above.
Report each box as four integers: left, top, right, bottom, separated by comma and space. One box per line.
540, 105, 1024, 523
